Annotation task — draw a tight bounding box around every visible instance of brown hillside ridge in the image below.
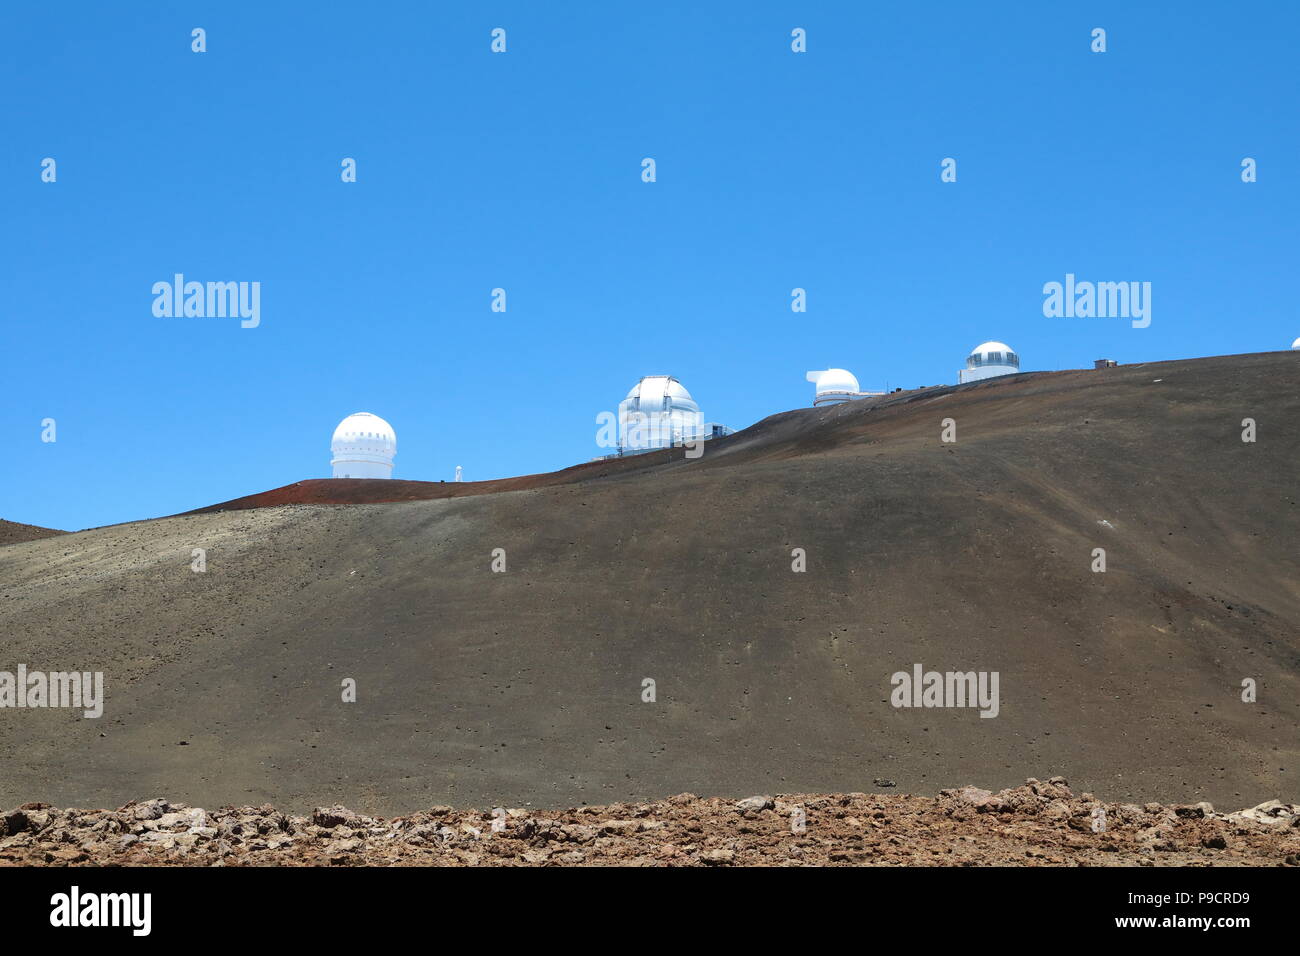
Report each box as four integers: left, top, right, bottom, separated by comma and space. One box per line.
183, 442, 702, 512
1, 351, 1297, 817
2, 779, 1298, 867
0, 519, 65, 546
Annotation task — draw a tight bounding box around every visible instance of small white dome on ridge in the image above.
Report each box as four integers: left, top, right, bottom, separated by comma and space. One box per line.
966, 342, 1019, 368
806, 368, 862, 406
331, 412, 396, 479
959, 341, 1022, 384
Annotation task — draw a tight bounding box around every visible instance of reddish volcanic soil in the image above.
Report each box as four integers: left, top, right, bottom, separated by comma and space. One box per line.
183, 448, 692, 513
186, 475, 586, 513
0, 519, 64, 546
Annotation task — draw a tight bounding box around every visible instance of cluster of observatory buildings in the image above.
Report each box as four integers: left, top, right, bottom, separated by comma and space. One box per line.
327, 341, 1023, 479
329, 338, 1299, 479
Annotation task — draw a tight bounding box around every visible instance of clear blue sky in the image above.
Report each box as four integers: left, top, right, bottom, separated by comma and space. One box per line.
4, 1, 1297, 530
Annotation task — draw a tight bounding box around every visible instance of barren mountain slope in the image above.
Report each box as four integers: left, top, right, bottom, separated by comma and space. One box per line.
1, 352, 1296, 815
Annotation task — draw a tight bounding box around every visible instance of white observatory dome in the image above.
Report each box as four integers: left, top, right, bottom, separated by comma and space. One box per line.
618, 375, 704, 451
805, 368, 861, 406
623, 375, 700, 409
959, 341, 1021, 383
1292, 337, 1300, 349
330, 412, 396, 479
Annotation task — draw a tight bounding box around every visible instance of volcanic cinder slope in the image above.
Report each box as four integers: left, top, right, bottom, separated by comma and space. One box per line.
1, 352, 1297, 815
0, 520, 64, 547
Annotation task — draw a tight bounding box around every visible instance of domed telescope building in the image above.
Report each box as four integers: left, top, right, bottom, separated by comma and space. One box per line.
618, 375, 701, 451
805, 368, 883, 406
615, 375, 733, 455
958, 341, 1021, 383
331, 412, 396, 479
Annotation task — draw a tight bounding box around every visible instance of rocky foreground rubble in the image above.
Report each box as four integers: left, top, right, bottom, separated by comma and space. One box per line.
2, 778, 1298, 866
